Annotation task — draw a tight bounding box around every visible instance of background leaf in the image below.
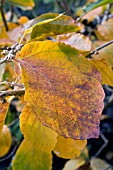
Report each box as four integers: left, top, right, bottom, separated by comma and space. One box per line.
83, 0, 113, 13
91, 41, 113, 67
90, 158, 112, 170
95, 18, 113, 41
0, 99, 10, 134
63, 158, 86, 170
90, 58, 113, 86
0, 125, 12, 157
7, 0, 34, 9
12, 104, 57, 170
57, 33, 91, 53
18, 40, 104, 140
54, 135, 87, 159
20, 13, 80, 43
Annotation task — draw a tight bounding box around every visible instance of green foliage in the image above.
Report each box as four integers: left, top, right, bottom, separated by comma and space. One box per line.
84, 0, 113, 13
7, 0, 34, 9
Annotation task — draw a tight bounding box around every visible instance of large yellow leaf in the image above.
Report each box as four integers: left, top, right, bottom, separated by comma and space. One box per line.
12, 140, 52, 170
20, 13, 80, 43
18, 40, 104, 140
0, 125, 12, 157
54, 135, 87, 159
90, 58, 113, 86
12, 104, 57, 170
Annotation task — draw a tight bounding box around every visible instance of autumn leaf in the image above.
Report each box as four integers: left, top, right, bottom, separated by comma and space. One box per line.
90, 158, 112, 170
63, 146, 89, 170
20, 13, 80, 43
57, 33, 91, 53
0, 26, 9, 39
95, 18, 113, 41
91, 41, 113, 67
63, 158, 86, 170
12, 104, 57, 170
18, 16, 29, 25
90, 58, 113, 86
0, 99, 10, 134
12, 140, 52, 170
0, 64, 5, 81
7, 0, 34, 9
31, 13, 76, 26
82, 7, 103, 22
83, 0, 113, 13
54, 135, 87, 159
0, 125, 12, 157
17, 40, 104, 139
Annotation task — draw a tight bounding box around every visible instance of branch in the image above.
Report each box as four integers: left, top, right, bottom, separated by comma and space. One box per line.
0, 88, 25, 97
0, 81, 24, 88
94, 131, 108, 158
101, 4, 112, 23
0, 43, 24, 65
62, 0, 72, 16
0, 0, 9, 31
57, 0, 75, 19
86, 40, 113, 58
0, 56, 8, 65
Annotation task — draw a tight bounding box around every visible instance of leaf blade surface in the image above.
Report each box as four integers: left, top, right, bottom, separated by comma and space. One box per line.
18, 41, 104, 139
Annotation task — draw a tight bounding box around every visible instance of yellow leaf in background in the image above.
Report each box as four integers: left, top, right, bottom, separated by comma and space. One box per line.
54, 135, 87, 159
20, 104, 57, 152
7, 0, 34, 9
18, 16, 29, 25
8, 22, 19, 31
0, 99, 10, 134
18, 40, 104, 140
12, 104, 57, 170
0, 64, 5, 81
90, 58, 113, 86
62, 146, 89, 170
95, 18, 113, 41
90, 158, 112, 170
0, 125, 12, 157
91, 41, 113, 68
12, 140, 52, 170
5, 63, 17, 82
0, 26, 9, 39
63, 158, 85, 170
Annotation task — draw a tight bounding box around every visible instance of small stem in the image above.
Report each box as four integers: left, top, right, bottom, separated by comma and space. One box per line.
0, 88, 25, 97
94, 131, 108, 158
0, 81, 24, 88
101, 4, 112, 23
0, 0, 9, 31
0, 46, 7, 50
86, 40, 113, 58
62, 0, 72, 16
9, 5, 14, 21
0, 56, 8, 65
57, 0, 75, 19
